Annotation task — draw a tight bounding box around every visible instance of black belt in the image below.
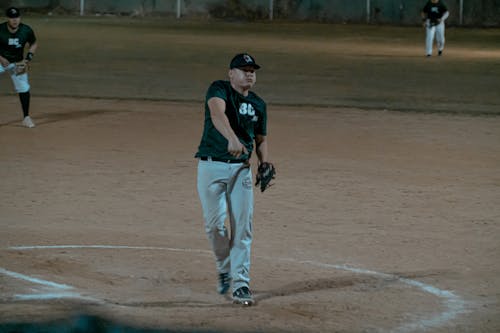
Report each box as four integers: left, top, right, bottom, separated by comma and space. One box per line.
200, 156, 248, 164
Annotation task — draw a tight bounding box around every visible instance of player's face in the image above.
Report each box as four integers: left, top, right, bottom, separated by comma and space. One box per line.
7, 17, 21, 30
229, 66, 257, 92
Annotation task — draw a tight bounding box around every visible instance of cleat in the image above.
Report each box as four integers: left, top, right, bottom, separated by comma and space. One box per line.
232, 286, 254, 306
22, 116, 35, 128
217, 272, 231, 295
438, 50, 443, 56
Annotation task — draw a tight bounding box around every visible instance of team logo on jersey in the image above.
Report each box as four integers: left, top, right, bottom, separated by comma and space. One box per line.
8, 38, 21, 48
239, 103, 258, 122
431, 7, 439, 13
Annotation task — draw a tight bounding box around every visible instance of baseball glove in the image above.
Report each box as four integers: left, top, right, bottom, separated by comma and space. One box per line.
255, 162, 276, 193
14, 61, 29, 75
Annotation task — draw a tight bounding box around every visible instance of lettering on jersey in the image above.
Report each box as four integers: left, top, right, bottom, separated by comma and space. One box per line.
239, 103, 255, 116
431, 7, 439, 13
239, 103, 259, 122
8, 38, 22, 48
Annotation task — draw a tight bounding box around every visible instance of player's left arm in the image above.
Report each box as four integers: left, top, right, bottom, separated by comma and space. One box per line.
255, 134, 268, 164
25, 40, 38, 62
254, 134, 276, 192
440, 10, 449, 22
15, 41, 38, 74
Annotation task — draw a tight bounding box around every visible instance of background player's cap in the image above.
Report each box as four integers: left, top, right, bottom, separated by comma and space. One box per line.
6, 7, 21, 18
230, 53, 261, 70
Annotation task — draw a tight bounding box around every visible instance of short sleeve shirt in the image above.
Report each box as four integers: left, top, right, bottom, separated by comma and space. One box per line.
195, 80, 267, 161
422, 1, 448, 24
0, 22, 36, 62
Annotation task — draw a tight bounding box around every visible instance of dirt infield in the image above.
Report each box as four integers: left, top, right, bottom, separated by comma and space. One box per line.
1, 96, 499, 332
1, 17, 500, 332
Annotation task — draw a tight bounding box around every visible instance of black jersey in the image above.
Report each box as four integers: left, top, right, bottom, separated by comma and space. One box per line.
0, 22, 36, 62
196, 80, 267, 161
422, 1, 448, 25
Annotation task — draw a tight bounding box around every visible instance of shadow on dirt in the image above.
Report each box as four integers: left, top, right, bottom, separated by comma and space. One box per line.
0, 314, 228, 333
0, 276, 396, 332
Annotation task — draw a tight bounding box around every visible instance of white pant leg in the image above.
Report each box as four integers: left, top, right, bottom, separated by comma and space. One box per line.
12, 73, 30, 93
435, 22, 445, 51
197, 160, 254, 291
197, 160, 232, 274
227, 165, 253, 291
0, 64, 30, 93
426, 25, 437, 55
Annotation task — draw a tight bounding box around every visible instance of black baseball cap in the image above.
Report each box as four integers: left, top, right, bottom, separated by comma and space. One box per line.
6, 7, 21, 18
229, 53, 261, 70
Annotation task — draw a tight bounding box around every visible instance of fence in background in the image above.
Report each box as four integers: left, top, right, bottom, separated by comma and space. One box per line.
2, 0, 499, 26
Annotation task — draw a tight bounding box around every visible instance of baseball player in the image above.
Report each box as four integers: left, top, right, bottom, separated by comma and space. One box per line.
421, 0, 449, 57
195, 53, 274, 306
0, 7, 37, 128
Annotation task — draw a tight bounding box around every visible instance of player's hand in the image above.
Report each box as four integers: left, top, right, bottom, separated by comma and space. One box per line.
0, 59, 9, 68
228, 138, 247, 158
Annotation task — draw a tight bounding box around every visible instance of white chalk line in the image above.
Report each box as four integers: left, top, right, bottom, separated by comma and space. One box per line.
14, 292, 98, 302
0, 267, 100, 303
3, 245, 469, 332
10, 245, 211, 254
277, 259, 468, 333
0, 267, 102, 303
0, 267, 73, 290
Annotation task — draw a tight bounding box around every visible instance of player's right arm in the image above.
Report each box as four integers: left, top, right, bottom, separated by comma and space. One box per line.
207, 97, 247, 158
0, 55, 9, 67
421, 10, 428, 26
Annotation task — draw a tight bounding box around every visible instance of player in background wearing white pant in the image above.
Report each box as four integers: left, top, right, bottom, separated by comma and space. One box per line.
195, 53, 270, 306
421, 0, 449, 57
0, 7, 38, 128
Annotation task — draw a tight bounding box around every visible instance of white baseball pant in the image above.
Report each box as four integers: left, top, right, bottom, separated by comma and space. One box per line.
197, 159, 254, 292
426, 22, 445, 56
0, 63, 30, 93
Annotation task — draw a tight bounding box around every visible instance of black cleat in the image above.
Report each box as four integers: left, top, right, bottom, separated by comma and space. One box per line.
217, 272, 231, 295
232, 286, 254, 306
438, 50, 443, 56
